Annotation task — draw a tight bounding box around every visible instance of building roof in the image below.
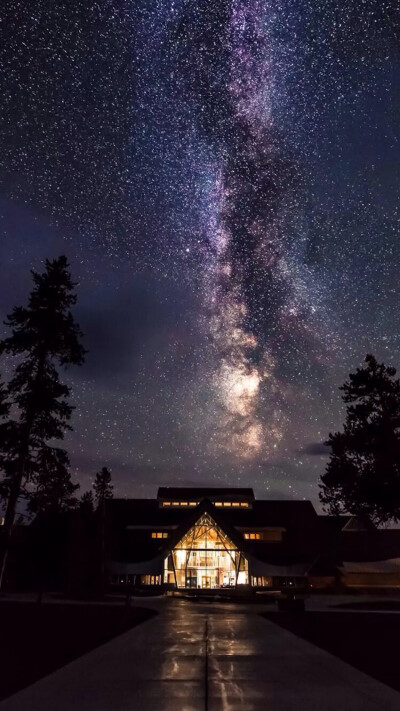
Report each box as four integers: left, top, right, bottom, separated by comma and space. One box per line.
106, 496, 321, 566
106, 497, 318, 530
104, 491, 400, 574
157, 487, 255, 500
318, 514, 376, 534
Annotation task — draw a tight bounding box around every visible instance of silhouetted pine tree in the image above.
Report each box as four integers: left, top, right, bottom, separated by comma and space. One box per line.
80, 490, 95, 516
0, 375, 10, 505
93, 467, 113, 508
320, 354, 400, 524
27, 446, 79, 515
0, 256, 85, 587
0, 377, 9, 420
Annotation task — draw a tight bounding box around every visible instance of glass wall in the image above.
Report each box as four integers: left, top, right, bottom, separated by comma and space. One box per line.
164, 513, 248, 588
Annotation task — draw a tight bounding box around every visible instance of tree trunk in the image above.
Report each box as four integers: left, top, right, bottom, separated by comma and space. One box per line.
0, 469, 24, 590
100, 500, 105, 593
0, 354, 46, 591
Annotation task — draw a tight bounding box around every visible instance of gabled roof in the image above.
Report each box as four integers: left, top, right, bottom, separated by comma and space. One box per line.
319, 514, 376, 534
106, 497, 321, 563
162, 497, 248, 555
107, 497, 318, 529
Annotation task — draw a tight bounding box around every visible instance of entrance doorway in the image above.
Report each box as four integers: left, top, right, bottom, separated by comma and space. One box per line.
202, 575, 211, 589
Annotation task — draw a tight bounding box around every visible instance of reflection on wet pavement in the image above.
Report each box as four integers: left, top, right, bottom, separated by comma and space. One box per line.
1, 600, 400, 711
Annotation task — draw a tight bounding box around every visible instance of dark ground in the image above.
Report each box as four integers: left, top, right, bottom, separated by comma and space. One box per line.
0, 601, 156, 701
264, 611, 400, 692
331, 600, 400, 611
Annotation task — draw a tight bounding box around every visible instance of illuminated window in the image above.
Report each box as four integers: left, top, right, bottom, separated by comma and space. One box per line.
151, 532, 168, 539
162, 500, 198, 508
263, 530, 283, 541
251, 576, 272, 587
214, 501, 251, 508
164, 512, 249, 589
141, 575, 162, 585
244, 530, 283, 541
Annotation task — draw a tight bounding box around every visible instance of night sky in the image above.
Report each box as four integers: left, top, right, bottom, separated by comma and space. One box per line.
0, 1, 399, 505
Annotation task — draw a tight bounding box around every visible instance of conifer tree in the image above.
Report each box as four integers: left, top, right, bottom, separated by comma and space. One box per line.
93, 467, 113, 508
27, 446, 79, 515
320, 354, 400, 524
0, 375, 10, 505
0, 377, 9, 420
0, 256, 85, 587
80, 490, 95, 516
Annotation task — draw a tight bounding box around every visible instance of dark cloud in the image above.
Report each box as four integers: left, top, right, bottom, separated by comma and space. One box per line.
300, 442, 330, 457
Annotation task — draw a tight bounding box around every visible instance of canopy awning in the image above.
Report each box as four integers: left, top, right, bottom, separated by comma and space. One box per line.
249, 556, 312, 577
340, 558, 400, 574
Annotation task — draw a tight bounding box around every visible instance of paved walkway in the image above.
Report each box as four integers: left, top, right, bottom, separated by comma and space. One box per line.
1, 600, 400, 710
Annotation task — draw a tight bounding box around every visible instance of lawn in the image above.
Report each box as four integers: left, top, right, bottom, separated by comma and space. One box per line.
263, 610, 400, 692
0, 601, 156, 701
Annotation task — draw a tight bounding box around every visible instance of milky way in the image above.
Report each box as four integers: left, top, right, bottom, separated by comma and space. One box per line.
0, 1, 398, 502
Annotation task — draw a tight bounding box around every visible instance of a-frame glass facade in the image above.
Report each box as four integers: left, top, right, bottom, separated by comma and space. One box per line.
164, 512, 249, 588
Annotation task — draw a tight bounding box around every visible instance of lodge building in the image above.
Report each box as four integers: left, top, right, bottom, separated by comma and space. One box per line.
105, 487, 400, 591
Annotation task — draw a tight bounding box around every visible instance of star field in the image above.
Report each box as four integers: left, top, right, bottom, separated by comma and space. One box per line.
0, 0, 399, 504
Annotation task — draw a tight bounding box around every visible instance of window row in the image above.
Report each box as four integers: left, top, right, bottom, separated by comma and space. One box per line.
244, 531, 283, 541
161, 500, 250, 508
151, 532, 168, 538
251, 576, 273, 587
141, 575, 162, 585
162, 501, 198, 507
110, 574, 162, 586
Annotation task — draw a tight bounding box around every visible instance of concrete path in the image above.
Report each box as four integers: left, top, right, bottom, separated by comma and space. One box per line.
1, 599, 400, 711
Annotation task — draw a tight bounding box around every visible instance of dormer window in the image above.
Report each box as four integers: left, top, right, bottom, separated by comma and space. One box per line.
162, 501, 199, 508
242, 528, 284, 541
